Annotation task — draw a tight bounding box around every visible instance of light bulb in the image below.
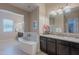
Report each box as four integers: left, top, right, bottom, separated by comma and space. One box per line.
50, 11, 57, 16
57, 9, 63, 15
63, 6, 71, 13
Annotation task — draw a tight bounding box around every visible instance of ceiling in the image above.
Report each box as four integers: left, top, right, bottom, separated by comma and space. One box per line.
10, 3, 39, 12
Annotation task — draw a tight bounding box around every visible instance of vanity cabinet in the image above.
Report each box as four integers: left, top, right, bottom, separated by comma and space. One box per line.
40, 36, 79, 55
40, 36, 57, 55
40, 36, 47, 53
70, 42, 79, 55
57, 40, 70, 55
47, 38, 56, 55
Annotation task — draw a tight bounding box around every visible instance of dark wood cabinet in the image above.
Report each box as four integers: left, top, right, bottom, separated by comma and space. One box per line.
57, 40, 70, 55
70, 42, 79, 55
40, 36, 47, 53
71, 48, 79, 55
47, 38, 56, 55
40, 36, 79, 55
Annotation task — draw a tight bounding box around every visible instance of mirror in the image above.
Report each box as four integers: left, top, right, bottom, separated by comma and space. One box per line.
49, 9, 64, 33
49, 6, 79, 34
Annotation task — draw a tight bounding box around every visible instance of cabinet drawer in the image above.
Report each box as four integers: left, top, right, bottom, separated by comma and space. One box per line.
40, 36, 47, 53
70, 42, 79, 49
57, 40, 70, 55
57, 40, 70, 46
47, 38, 56, 43
71, 48, 79, 55
70, 42, 79, 55
47, 39, 56, 55
40, 36, 46, 40
47, 42, 56, 55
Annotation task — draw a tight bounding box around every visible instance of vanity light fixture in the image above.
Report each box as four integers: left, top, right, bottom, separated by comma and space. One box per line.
63, 6, 71, 13
50, 11, 57, 16
57, 9, 63, 15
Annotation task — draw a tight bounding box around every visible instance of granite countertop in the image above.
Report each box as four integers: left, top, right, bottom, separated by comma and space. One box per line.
40, 34, 79, 43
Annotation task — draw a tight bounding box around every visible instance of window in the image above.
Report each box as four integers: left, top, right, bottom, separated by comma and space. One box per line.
3, 19, 14, 32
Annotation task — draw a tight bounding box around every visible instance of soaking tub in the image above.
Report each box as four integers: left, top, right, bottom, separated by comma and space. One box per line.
18, 38, 37, 55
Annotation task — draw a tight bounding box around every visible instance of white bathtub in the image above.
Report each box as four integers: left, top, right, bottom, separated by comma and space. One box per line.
18, 38, 38, 55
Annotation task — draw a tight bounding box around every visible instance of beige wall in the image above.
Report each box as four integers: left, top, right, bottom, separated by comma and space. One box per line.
29, 7, 39, 33
28, 7, 39, 52
39, 4, 49, 34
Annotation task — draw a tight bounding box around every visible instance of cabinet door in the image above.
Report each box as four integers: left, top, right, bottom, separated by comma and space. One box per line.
40, 36, 47, 53
71, 43, 79, 55
47, 38, 56, 55
57, 40, 70, 55
71, 48, 79, 55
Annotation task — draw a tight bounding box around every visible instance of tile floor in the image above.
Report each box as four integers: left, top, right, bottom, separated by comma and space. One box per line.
0, 39, 46, 55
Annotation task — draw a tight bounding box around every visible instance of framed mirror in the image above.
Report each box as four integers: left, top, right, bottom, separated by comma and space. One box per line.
49, 6, 79, 34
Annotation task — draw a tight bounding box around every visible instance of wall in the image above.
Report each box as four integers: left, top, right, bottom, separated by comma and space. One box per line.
28, 7, 40, 52
29, 7, 39, 33
39, 4, 49, 34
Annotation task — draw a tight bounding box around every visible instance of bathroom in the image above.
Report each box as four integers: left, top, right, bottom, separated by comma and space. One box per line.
0, 3, 79, 55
